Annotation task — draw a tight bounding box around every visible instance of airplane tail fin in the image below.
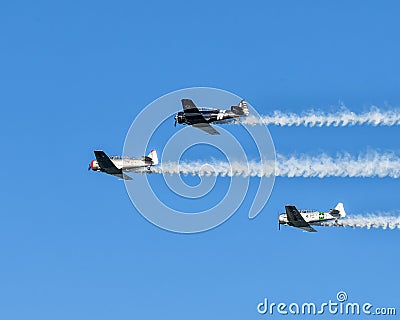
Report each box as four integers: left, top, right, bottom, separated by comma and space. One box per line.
335, 202, 346, 217
231, 100, 249, 116
147, 150, 158, 165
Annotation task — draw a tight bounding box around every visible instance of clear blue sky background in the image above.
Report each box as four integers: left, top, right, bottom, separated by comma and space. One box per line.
1, 1, 400, 319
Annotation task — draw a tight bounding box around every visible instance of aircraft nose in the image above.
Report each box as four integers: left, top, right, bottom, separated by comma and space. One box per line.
89, 160, 96, 171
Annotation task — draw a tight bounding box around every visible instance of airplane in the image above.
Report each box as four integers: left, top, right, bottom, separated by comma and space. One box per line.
88, 149, 158, 180
174, 99, 249, 135
278, 202, 346, 232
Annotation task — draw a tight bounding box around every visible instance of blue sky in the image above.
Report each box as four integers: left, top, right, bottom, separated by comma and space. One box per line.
1, 1, 400, 319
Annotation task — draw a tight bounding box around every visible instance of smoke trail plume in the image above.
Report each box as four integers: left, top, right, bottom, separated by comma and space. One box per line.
154, 152, 400, 178
242, 107, 400, 127
322, 215, 400, 230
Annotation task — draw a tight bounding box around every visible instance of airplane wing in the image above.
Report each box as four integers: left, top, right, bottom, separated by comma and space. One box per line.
94, 151, 121, 174
114, 173, 133, 180
192, 123, 220, 135
285, 205, 317, 232
181, 99, 202, 113
94, 150, 133, 180
181, 99, 220, 135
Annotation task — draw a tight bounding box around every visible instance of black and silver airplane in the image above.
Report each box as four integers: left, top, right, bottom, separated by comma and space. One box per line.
174, 99, 249, 135
88, 150, 158, 180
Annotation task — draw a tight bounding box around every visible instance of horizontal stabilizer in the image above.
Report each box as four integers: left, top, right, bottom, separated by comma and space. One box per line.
231, 100, 249, 116
141, 156, 153, 162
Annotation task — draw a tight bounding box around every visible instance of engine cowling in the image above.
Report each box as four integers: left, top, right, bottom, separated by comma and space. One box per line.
175, 112, 186, 124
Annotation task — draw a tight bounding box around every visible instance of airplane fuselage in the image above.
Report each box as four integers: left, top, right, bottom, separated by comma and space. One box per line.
90, 157, 153, 173
89, 150, 158, 180
174, 99, 248, 135
279, 210, 339, 227
175, 109, 240, 126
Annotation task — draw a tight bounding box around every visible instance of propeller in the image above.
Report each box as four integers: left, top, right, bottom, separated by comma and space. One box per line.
174, 119, 177, 127
278, 211, 281, 231
88, 164, 91, 171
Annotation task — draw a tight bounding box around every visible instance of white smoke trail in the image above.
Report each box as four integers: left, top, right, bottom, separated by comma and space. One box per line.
242, 107, 400, 127
322, 215, 400, 230
154, 152, 400, 178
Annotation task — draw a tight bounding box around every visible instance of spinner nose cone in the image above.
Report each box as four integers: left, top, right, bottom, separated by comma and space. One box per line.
89, 160, 96, 171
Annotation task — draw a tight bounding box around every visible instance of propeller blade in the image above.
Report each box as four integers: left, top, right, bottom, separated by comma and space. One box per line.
278, 211, 281, 230
88, 164, 91, 171
174, 120, 177, 127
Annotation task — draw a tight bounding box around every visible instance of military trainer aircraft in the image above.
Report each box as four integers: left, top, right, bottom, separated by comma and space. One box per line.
88, 150, 158, 180
278, 203, 346, 232
174, 99, 249, 135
